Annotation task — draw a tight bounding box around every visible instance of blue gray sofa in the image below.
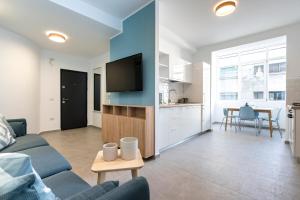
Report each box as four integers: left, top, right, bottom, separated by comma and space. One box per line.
1, 119, 150, 200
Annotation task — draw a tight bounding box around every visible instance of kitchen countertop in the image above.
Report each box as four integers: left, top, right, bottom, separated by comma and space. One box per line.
159, 103, 203, 108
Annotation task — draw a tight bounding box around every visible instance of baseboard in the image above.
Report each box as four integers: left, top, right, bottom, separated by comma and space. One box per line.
88, 125, 101, 129
39, 129, 61, 134
40, 126, 101, 134
159, 130, 211, 153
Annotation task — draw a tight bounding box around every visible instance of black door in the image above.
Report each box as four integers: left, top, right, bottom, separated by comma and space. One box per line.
61, 69, 87, 130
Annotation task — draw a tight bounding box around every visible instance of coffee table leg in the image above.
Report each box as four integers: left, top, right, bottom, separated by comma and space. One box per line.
131, 169, 138, 178
97, 172, 105, 184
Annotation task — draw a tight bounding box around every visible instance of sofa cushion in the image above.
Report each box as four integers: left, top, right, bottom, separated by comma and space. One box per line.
43, 171, 91, 200
1, 116, 16, 138
66, 181, 119, 200
0, 153, 56, 200
1, 135, 49, 153
7, 119, 27, 137
0, 115, 16, 150
19, 146, 72, 179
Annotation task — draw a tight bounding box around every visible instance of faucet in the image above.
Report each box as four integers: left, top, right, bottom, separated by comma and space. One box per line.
168, 89, 177, 103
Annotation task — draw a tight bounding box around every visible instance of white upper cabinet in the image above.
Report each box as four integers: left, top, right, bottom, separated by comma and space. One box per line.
168, 54, 192, 83
159, 52, 170, 80
184, 64, 192, 83
159, 36, 193, 83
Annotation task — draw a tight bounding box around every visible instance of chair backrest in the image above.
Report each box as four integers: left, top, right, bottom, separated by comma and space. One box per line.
239, 106, 256, 120
273, 108, 282, 121
223, 108, 228, 117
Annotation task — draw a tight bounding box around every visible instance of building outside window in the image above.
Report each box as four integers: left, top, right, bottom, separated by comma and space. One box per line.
220, 66, 238, 80
269, 62, 286, 73
254, 91, 264, 99
220, 92, 238, 100
269, 91, 286, 101
254, 65, 264, 76
240, 62, 265, 101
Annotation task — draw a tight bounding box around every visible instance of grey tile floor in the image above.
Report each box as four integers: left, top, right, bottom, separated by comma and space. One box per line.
41, 125, 300, 200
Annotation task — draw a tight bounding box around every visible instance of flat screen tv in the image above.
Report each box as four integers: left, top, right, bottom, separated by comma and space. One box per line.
106, 53, 143, 92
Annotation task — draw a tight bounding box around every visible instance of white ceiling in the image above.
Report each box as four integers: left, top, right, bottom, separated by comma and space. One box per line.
0, 0, 152, 57
160, 0, 300, 50
81, 0, 153, 19
3, 0, 299, 57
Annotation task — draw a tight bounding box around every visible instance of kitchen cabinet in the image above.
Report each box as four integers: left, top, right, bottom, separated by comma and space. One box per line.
159, 52, 170, 80
169, 55, 192, 83
102, 105, 154, 158
158, 105, 202, 151
158, 108, 173, 148
202, 62, 211, 132
159, 51, 192, 83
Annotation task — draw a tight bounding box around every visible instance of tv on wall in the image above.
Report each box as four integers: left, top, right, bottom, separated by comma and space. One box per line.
106, 53, 143, 92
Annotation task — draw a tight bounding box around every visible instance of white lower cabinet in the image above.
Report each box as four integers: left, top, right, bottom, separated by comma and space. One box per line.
158, 105, 202, 151
158, 109, 172, 148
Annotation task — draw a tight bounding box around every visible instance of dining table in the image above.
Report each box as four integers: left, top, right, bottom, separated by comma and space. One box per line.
225, 107, 274, 137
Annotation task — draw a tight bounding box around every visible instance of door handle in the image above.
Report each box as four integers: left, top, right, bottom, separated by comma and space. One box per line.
62, 98, 69, 104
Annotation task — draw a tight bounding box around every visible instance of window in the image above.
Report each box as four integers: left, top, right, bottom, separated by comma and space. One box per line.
269, 62, 286, 73
94, 74, 101, 111
220, 92, 238, 100
253, 91, 264, 99
269, 91, 285, 101
254, 65, 264, 76
220, 66, 238, 80
216, 43, 286, 102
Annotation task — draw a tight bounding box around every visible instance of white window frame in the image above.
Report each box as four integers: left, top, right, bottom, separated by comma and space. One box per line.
217, 46, 286, 102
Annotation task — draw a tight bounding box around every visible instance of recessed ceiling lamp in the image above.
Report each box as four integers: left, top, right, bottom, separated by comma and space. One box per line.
214, 0, 237, 17
46, 31, 68, 43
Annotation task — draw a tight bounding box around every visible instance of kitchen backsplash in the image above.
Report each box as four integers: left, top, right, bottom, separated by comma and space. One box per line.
159, 80, 185, 104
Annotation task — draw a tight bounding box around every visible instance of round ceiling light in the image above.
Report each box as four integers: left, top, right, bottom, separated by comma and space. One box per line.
46, 31, 68, 43
214, 0, 237, 17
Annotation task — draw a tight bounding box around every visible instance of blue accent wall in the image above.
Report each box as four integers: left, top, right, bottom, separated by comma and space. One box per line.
109, 1, 155, 106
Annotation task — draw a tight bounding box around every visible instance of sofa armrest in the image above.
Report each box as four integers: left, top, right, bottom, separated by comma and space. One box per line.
66, 181, 119, 200
96, 177, 150, 200
7, 119, 27, 137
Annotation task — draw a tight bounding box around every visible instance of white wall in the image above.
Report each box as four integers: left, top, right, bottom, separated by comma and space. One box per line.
159, 37, 193, 62
89, 53, 109, 128
159, 25, 196, 61
0, 26, 40, 133
0, 25, 107, 133
39, 50, 92, 132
